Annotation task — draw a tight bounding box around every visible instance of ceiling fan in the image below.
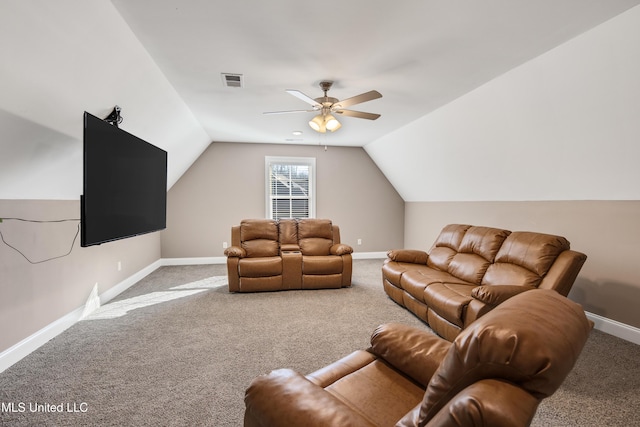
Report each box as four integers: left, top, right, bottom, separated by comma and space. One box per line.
264, 81, 382, 133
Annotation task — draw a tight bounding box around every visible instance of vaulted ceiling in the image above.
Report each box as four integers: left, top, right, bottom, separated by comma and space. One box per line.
1, 0, 639, 199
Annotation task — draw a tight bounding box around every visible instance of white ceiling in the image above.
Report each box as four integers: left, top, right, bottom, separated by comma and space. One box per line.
1, 0, 639, 199
110, 0, 640, 146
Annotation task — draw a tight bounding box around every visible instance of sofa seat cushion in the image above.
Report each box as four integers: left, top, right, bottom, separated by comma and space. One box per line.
302, 255, 343, 275
400, 269, 472, 303
423, 283, 476, 328
383, 262, 431, 287
382, 262, 411, 286
244, 368, 377, 427
324, 359, 424, 426
239, 257, 282, 277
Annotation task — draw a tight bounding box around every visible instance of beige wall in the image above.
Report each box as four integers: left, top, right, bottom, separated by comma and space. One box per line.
0, 199, 161, 353
405, 200, 640, 328
161, 142, 405, 258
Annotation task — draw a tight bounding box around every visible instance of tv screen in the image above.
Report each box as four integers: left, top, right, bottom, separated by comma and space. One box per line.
81, 111, 167, 247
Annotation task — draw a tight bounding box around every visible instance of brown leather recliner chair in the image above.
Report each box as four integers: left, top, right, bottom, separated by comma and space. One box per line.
244, 289, 592, 426
225, 219, 353, 292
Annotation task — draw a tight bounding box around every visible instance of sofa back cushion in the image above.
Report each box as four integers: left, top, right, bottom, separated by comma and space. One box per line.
415, 289, 591, 425
278, 219, 299, 251
482, 232, 570, 287
446, 226, 510, 285
427, 224, 471, 271
298, 219, 334, 256
240, 219, 279, 257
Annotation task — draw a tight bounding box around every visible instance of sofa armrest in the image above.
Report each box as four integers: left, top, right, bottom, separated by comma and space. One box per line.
471, 285, 537, 306
465, 285, 536, 327
539, 250, 587, 296
224, 246, 246, 258
369, 323, 450, 388
330, 243, 353, 256
307, 350, 377, 388
386, 249, 428, 264
244, 369, 376, 427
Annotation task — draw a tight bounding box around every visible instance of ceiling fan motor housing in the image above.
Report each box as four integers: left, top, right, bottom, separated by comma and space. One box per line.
317, 81, 338, 111
263, 79, 382, 132
316, 97, 339, 111
319, 80, 334, 92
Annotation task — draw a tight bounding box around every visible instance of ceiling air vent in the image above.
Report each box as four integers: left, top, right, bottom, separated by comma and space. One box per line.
221, 73, 243, 88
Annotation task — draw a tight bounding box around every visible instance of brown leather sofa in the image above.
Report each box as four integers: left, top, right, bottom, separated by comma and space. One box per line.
224, 218, 353, 292
383, 224, 587, 340
244, 289, 592, 427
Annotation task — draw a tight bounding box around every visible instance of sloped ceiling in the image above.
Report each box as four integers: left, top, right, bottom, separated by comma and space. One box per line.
1, 0, 639, 200
0, 1, 211, 200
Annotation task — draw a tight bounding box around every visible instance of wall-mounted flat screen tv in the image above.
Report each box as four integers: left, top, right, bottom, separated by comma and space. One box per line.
81, 111, 167, 247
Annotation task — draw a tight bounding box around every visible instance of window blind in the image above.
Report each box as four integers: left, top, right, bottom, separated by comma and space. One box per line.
265, 157, 315, 220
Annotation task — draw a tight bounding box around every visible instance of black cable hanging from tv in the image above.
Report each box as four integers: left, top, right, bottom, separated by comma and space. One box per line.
104, 105, 123, 127
0, 217, 81, 264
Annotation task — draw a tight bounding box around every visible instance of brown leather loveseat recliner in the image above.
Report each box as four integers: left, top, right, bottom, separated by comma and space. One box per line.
383, 224, 587, 340
225, 218, 353, 292
244, 289, 592, 427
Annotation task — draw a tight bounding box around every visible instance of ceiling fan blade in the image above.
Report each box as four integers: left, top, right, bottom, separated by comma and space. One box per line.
263, 109, 317, 115
334, 109, 381, 120
332, 90, 382, 109
286, 89, 321, 107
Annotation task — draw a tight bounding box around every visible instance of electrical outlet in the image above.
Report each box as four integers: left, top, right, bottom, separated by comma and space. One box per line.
117, 261, 122, 271
222, 242, 228, 249
357, 238, 362, 245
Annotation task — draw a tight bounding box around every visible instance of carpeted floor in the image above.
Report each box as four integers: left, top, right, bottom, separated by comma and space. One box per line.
1, 259, 639, 426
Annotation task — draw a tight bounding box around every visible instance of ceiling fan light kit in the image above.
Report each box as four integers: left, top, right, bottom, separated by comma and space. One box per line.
265, 80, 382, 134
325, 114, 341, 132
309, 112, 341, 133
308, 114, 325, 132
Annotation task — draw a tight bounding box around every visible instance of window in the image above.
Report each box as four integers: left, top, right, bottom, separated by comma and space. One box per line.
265, 156, 316, 220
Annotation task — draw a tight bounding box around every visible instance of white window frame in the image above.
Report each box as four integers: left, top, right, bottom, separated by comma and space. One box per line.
265, 156, 316, 220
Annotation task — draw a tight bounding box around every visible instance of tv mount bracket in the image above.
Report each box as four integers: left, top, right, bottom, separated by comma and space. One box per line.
104, 105, 123, 127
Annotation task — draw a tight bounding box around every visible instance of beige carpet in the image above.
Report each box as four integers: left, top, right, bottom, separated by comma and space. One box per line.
1, 259, 638, 426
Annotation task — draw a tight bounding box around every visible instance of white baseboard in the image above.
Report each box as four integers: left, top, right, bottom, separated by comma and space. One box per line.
162, 257, 226, 265
0, 259, 162, 374
352, 251, 387, 259
100, 259, 162, 305
586, 311, 640, 345
0, 304, 85, 374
